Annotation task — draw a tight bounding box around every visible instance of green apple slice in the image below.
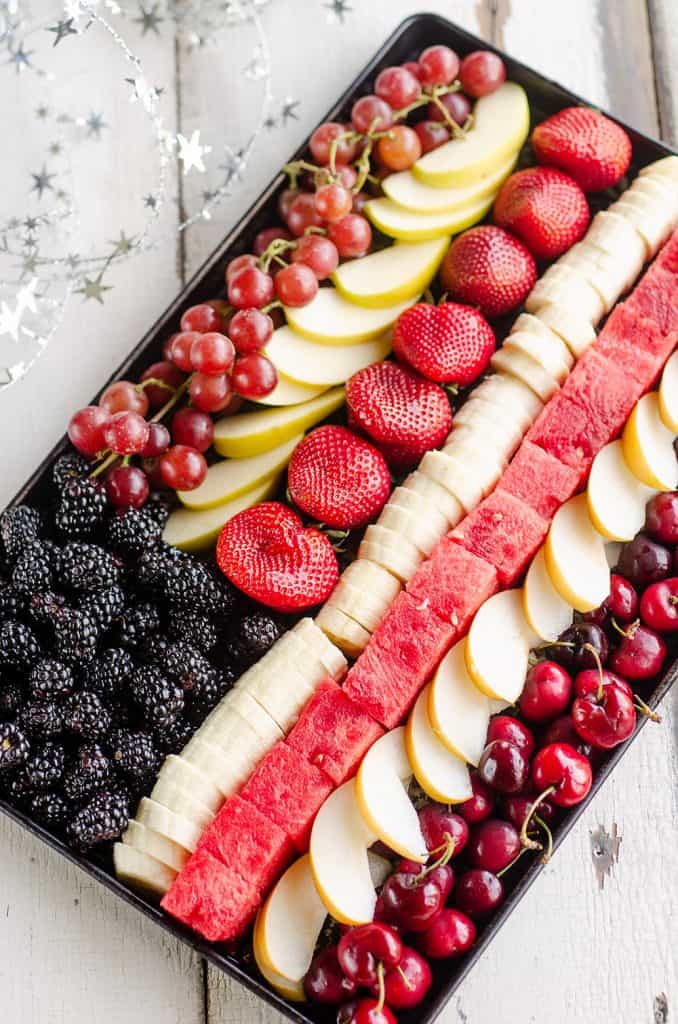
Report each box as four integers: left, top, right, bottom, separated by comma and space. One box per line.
163, 475, 280, 552
659, 351, 678, 433
285, 287, 414, 345
383, 152, 517, 214
213, 385, 345, 455
522, 545, 573, 642
545, 494, 610, 613
331, 237, 449, 309
365, 192, 494, 242
428, 640, 491, 766
178, 434, 300, 510
465, 590, 535, 703
254, 855, 327, 987
253, 373, 328, 407
406, 684, 473, 804
267, 327, 391, 387
587, 440, 656, 541
413, 82, 530, 188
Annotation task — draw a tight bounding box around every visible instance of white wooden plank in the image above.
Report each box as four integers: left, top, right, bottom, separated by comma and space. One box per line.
648, 0, 678, 146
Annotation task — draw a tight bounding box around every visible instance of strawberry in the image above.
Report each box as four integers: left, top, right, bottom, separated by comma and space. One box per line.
439, 225, 536, 318
287, 425, 391, 530
531, 106, 632, 192
392, 301, 495, 385
346, 361, 452, 469
493, 166, 590, 261
216, 501, 338, 612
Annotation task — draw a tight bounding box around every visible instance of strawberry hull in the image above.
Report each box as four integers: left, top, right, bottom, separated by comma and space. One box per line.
594, 305, 673, 385
286, 678, 384, 785
406, 537, 499, 628
499, 440, 579, 519
196, 795, 294, 893
161, 849, 260, 942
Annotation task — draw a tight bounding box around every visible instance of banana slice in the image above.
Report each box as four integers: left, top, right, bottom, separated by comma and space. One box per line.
326, 579, 393, 634
242, 661, 317, 732
622, 392, 678, 490
587, 439, 657, 541
558, 242, 636, 312
401, 469, 465, 527
406, 685, 473, 804
419, 449, 502, 514
358, 524, 424, 582
525, 264, 605, 324
315, 603, 372, 657
153, 756, 222, 815
377, 502, 446, 556
336, 558, 401, 614
205, 688, 283, 747
182, 733, 268, 797
638, 155, 678, 183
114, 843, 177, 898
134, 797, 202, 853
522, 545, 573, 642
122, 819, 190, 873
292, 618, 348, 681
446, 408, 524, 457
609, 192, 677, 257
632, 175, 678, 208
469, 372, 544, 430
584, 210, 647, 270
511, 312, 577, 360
490, 346, 560, 402
503, 330, 572, 384
533, 302, 597, 359
659, 351, 678, 433
148, 776, 215, 831
388, 485, 449, 534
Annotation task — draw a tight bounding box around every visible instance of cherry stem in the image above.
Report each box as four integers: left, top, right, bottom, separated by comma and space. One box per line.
375, 962, 386, 1013
633, 694, 662, 723
496, 846, 529, 877
425, 832, 456, 873
396, 965, 414, 991
582, 643, 605, 701
519, 786, 556, 852
534, 814, 554, 863
610, 616, 638, 640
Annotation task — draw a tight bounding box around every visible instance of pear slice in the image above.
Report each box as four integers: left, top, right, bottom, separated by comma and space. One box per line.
254, 855, 327, 987
163, 476, 280, 552
413, 83, 530, 188
522, 545, 573, 642
533, 302, 597, 359
383, 152, 516, 214
285, 287, 414, 345
253, 914, 306, 1002
622, 392, 678, 490
465, 590, 534, 703
659, 351, 678, 433
490, 346, 560, 402
503, 330, 573, 383
406, 684, 473, 804
266, 328, 391, 387
365, 192, 494, 242
114, 843, 176, 898
427, 640, 490, 766
178, 435, 300, 510
332, 237, 449, 309
587, 440, 656, 541
355, 727, 428, 863
122, 819, 189, 873
253, 374, 327, 407
135, 797, 202, 854
309, 779, 378, 925
213, 386, 344, 456
315, 603, 372, 657
545, 493, 610, 613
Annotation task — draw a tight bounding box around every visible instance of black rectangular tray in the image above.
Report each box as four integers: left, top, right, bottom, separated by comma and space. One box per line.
2, 12, 676, 1024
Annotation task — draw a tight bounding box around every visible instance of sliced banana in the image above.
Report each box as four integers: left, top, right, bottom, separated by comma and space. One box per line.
148, 775, 215, 831
609, 191, 678, 257
511, 312, 576, 362
534, 302, 596, 359
401, 469, 465, 527
358, 524, 424, 582
122, 819, 189, 873
388, 484, 449, 534
152, 756, 222, 815
205, 688, 284, 747
503, 330, 572, 384
447, 407, 524, 458
291, 618, 348, 681
525, 264, 605, 324
135, 797, 202, 854
243, 661, 317, 733
490, 346, 560, 402
183, 733, 269, 797
315, 603, 372, 657
326, 578, 393, 634
114, 842, 177, 898
419, 449, 502, 514
469, 372, 544, 430
638, 155, 678, 183
584, 209, 647, 270
377, 502, 446, 556
559, 241, 638, 312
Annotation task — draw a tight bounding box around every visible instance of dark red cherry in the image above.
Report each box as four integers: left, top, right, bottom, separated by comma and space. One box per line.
454, 869, 504, 919
477, 740, 529, 794
458, 770, 496, 823
640, 578, 678, 632
501, 792, 555, 830
467, 819, 521, 873
571, 671, 636, 750
644, 491, 678, 545
396, 860, 454, 903
486, 715, 535, 757
548, 622, 608, 673
608, 574, 640, 623
304, 946, 358, 1004
616, 534, 672, 586
378, 870, 445, 933
416, 908, 476, 959
418, 803, 469, 858
347, 998, 396, 1024
519, 661, 572, 723
369, 947, 432, 1010
530, 743, 592, 807
608, 621, 667, 680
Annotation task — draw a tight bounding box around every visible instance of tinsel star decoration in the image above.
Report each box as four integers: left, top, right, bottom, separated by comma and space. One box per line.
324, 0, 352, 24
177, 130, 212, 174
47, 18, 79, 46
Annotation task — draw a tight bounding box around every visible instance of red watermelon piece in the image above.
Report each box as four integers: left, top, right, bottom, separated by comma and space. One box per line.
449, 489, 549, 586
161, 848, 260, 942
595, 304, 673, 386
343, 592, 455, 728
287, 678, 383, 785
655, 229, 678, 276
406, 537, 499, 629
624, 264, 678, 335
499, 440, 579, 519
196, 795, 293, 892
239, 741, 333, 852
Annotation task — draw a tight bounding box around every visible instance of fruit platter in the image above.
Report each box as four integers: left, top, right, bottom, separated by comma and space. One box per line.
1, 12, 678, 1024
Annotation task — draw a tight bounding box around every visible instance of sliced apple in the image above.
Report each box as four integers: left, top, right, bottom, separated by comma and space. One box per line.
266, 328, 391, 388
545, 493, 610, 613
622, 392, 678, 490
383, 152, 516, 214
533, 302, 597, 359
332, 237, 449, 309
114, 843, 176, 898
315, 603, 372, 657
285, 287, 414, 345
356, 727, 428, 863
213, 386, 345, 456
587, 440, 656, 541
659, 351, 678, 433
178, 435, 300, 510
254, 854, 327, 988
522, 545, 573, 642
309, 779, 378, 925
253, 374, 327, 407
490, 346, 560, 403
413, 83, 530, 188
365, 192, 493, 242
135, 797, 202, 854
465, 590, 534, 703
122, 819, 189, 873
253, 914, 306, 1002
162, 476, 279, 552
406, 684, 472, 804
428, 640, 491, 766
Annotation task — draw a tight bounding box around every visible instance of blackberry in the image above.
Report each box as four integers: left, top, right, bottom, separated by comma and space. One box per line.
57, 542, 122, 593
83, 647, 134, 700
155, 716, 193, 755
107, 508, 162, 557
145, 492, 171, 528
0, 620, 41, 671
29, 658, 74, 701
0, 579, 26, 622
110, 728, 158, 781
2, 769, 31, 806
53, 608, 99, 664
25, 590, 67, 630
172, 561, 232, 616
0, 722, 30, 771
144, 634, 171, 664
11, 541, 55, 595
31, 791, 72, 830
188, 668, 234, 722
63, 743, 112, 803
0, 679, 25, 718
55, 477, 106, 540
18, 701, 64, 739
67, 788, 130, 850
0, 505, 42, 566
130, 664, 184, 730
137, 543, 185, 596
79, 584, 126, 632
64, 690, 112, 741
168, 608, 218, 653
25, 741, 65, 792
230, 612, 282, 668
118, 602, 161, 650
163, 642, 213, 695
53, 452, 89, 491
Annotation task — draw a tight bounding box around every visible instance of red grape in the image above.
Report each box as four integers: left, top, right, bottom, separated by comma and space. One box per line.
139, 361, 185, 410
170, 331, 202, 372
103, 411, 150, 456
140, 422, 170, 458
227, 265, 274, 309
106, 465, 149, 509
225, 253, 258, 284
415, 120, 451, 153
189, 372, 233, 413
100, 380, 149, 417
232, 353, 278, 399
351, 191, 369, 214
309, 122, 359, 165
190, 332, 236, 375
286, 193, 325, 237
459, 51, 506, 97
314, 183, 353, 222
403, 60, 423, 80
160, 445, 207, 491
274, 263, 319, 306
254, 225, 293, 257
162, 333, 179, 361
377, 125, 422, 170
206, 298, 231, 320
141, 456, 164, 489
351, 95, 394, 134
327, 214, 372, 258
228, 308, 274, 354
375, 65, 421, 108
428, 91, 472, 126
277, 188, 300, 221
171, 407, 214, 452
180, 303, 222, 334
68, 406, 111, 457
335, 165, 358, 190
292, 235, 339, 279
418, 44, 460, 86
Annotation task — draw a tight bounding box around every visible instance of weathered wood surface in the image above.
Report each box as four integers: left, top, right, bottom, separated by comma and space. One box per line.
1, 2, 676, 1022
